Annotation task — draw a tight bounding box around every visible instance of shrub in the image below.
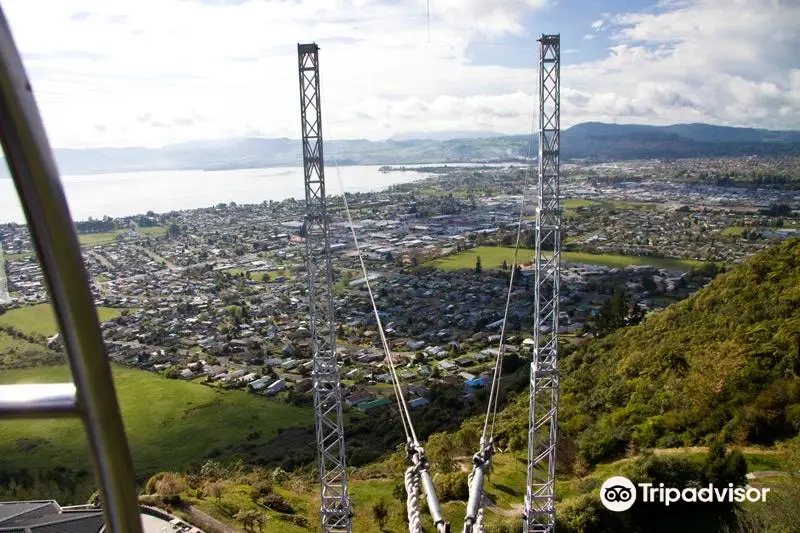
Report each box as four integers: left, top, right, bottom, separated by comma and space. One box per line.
433, 471, 469, 502
261, 493, 294, 514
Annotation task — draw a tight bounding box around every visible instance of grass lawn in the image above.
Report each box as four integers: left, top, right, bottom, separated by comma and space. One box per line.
0, 303, 124, 336
427, 246, 703, 272
5, 252, 34, 261
77, 226, 167, 246
78, 230, 129, 246
721, 226, 748, 237
562, 199, 600, 209
136, 226, 168, 237
560, 199, 660, 216
0, 365, 314, 476
224, 268, 268, 282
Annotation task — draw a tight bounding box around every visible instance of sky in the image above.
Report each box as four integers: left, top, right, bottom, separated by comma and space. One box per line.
3, 0, 799, 148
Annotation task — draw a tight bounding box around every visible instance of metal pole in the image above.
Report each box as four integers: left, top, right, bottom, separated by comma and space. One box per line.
297, 42, 352, 533
0, 6, 142, 533
525, 33, 561, 533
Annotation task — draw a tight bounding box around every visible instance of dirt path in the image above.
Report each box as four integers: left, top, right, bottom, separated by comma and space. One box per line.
747, 471, 791, 479
183, 505, 239, 533
654, 446, 782, 456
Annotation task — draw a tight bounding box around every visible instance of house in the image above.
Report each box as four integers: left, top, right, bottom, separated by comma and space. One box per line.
357, 397, 393, 412
345, 391, 375, 407
265, 379, 286, 396
248, 376, 272, 391
454, 356, 474, 367
239, 372, 259, 383
465, 376, 487, 388
408, 397, 430, 410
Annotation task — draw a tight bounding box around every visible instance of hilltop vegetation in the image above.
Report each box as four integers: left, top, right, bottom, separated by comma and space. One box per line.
551, 236, 800, 465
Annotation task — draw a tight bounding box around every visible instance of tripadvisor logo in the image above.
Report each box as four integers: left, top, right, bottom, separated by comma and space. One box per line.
601, 476, 637, 511
600, 476, 770, 512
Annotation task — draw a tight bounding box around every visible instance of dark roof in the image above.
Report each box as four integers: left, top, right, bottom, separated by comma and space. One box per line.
0, 502, 103, 533
0, 502, 60, 527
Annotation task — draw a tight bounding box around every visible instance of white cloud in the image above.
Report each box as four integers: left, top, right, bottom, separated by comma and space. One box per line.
1, 0, 798, 149
565, 0, 800, 129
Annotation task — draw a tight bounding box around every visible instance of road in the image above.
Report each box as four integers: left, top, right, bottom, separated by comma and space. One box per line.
132, 244, 178, 270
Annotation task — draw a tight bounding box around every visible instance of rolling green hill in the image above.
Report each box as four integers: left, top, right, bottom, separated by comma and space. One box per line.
495, 236, 800, 466
0, 365, 314, 501
2, 122, 797, 177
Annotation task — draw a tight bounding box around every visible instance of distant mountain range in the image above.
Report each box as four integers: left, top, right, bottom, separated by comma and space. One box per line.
1, 122, 798, 177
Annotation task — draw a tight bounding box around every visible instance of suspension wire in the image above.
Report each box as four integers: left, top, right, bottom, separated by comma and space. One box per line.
479, 105, 538, 445
426, 0, 430, 43
480, 192, 523, 444
319, 87, 419, 446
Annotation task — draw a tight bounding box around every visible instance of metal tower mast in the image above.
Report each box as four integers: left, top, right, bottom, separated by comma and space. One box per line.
524, 33, 561, 533
0, 244, 10, 303
297, 43, 352, 533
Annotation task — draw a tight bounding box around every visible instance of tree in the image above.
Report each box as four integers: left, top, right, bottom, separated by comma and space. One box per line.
207, 481, 224, 502
252, 512, 267, 533
372, 499, 389, 530
168, 223, 182, 237
592, 287, 644, 337
475, 255, 482, 275
234, 509, 260, 532
155, 472, 186, 499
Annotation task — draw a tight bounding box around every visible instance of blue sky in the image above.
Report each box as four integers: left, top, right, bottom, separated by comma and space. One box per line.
464, 0, 647, 67
2, 0, 799, 148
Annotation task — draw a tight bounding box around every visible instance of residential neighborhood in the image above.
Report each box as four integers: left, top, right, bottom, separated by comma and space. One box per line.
1, 160, 798, 411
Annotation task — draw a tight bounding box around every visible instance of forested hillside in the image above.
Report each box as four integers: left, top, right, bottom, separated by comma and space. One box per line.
478, 238, 800, 468
566, 238, 799, 467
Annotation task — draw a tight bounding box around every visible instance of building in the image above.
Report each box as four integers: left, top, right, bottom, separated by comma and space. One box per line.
0, 501, 192, 533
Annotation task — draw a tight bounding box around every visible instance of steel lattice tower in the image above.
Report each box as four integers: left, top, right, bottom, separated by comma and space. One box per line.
0, 244, 9, 303
524, 33, 561, 533
297, 43, 352, 533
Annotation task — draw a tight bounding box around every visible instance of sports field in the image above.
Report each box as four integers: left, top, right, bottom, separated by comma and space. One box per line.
427, 246, 703, 272
77, 226, 167, 246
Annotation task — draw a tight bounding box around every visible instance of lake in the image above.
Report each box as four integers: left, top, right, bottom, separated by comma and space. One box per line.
0, 165, 434, 224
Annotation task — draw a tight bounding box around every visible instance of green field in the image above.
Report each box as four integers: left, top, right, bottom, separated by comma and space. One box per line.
562, 198, 660, 213
0, 303, 124, 336
225, 268, 294, 281
0, 365, 313, 476
5, 252, 34, 261
78, 226, 167, 246
562, 199, 600, 209
427, 246, 703, 272
136, 226, 168, 237
721, 226, 748, 237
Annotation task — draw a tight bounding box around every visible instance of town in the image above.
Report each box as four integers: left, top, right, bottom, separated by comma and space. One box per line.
1, 158, 798, 413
